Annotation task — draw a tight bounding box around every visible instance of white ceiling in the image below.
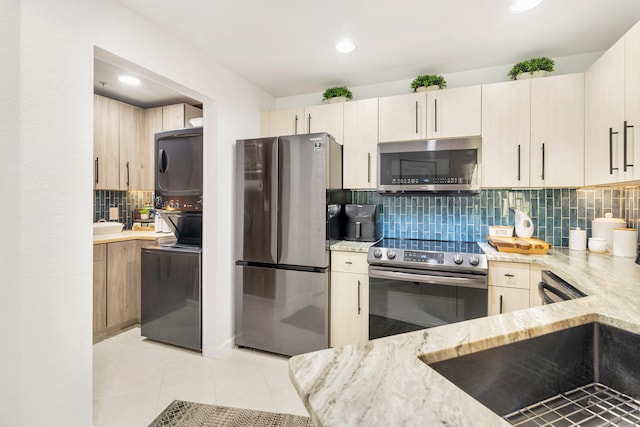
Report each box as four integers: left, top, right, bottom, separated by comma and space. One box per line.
105, 0, 640, 103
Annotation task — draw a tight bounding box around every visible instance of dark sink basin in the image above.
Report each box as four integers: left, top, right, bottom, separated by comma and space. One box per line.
426, 322, 640, 426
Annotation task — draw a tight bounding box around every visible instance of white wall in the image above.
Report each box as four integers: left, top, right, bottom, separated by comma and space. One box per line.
275, 51, 603, 109
4, 0, 274, 425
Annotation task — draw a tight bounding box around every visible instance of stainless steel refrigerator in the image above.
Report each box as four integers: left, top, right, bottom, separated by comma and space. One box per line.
235, 132, 342, 356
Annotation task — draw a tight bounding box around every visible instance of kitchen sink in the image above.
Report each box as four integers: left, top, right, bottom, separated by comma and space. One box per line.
426, 322, 640, 426
93, 222, 124, 235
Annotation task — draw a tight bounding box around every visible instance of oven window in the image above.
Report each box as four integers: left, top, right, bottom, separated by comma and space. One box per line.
378, 149, 478, 185
369, 276, 487, 340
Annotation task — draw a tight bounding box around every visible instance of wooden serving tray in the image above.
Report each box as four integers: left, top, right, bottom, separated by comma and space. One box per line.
486, 236, 552, 254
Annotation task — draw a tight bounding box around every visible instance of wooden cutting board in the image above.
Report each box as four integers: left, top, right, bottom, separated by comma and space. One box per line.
486, 236, 552, 254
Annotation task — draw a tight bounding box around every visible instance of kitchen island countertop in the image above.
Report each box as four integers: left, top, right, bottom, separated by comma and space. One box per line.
289, 245, 640, 426
93, 230, 173, 244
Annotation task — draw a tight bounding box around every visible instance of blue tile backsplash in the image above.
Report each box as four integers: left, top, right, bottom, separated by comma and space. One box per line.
352, 187, 640, 248
94, 190, 154, 229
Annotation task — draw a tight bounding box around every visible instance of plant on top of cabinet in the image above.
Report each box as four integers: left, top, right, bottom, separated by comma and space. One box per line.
411, 74, 446, 92
508, 57, 555, 80
322, 86, 353, 103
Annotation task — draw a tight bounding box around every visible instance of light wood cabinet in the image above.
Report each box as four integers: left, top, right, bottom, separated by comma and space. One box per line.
378, 92, 427, 142
161, 103, 202, 131
93, 95, 120, 190
585, 38, 625, 186
426, 86, 481, 139
481, 80, 531, 188
343, 98, 378, 189
330, 251, 369, 347
106, 240, 140, 328
305, 103, 344, 144
488, 261, 531, 315
118, 102, 146, 190
262, 108, 305, 137
93, 244, 107, 334
530, 73, 585, 187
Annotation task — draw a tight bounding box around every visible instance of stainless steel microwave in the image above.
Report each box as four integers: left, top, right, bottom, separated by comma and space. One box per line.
377, 137, 481, 194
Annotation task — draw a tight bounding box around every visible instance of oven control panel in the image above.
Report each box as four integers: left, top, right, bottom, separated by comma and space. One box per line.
404, 250, 444, 264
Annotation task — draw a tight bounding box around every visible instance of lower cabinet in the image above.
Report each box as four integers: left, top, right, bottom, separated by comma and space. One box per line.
488, 261, 541, 315
94, 240, 147, 340
330, 251, 369, 347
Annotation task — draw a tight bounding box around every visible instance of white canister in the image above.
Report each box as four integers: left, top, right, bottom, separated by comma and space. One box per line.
569, 228, 587, 251
613, 228, 638, 257
592, 213, 626, 252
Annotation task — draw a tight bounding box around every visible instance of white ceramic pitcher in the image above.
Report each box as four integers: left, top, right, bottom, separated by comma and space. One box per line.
513, 209, 534, 238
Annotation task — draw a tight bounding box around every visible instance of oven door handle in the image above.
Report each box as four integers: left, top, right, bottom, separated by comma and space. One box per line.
368, 268, 487, 289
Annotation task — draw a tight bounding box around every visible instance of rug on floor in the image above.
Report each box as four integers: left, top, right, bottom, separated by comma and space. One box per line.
148, 400, 314, 427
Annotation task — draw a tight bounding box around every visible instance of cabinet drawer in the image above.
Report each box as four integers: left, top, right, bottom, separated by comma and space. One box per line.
331, 251, 369, 274
93, 243, 106, 262
489, 261, 530, 289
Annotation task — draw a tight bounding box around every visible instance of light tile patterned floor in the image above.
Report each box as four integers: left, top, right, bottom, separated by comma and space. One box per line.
93, 328, 309, 427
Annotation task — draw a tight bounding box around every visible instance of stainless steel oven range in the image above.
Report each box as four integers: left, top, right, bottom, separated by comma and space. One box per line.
367, 238, 488, 340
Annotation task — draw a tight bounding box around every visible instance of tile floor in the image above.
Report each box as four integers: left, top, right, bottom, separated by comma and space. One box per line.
93, 328, 309, 427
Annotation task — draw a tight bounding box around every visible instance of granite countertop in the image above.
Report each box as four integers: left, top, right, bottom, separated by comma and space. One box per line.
289, 245, 640, 426
329, 240, 379, 253
93, 230, 173, 244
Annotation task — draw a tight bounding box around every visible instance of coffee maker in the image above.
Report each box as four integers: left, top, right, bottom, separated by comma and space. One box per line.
344, 204, 381, 242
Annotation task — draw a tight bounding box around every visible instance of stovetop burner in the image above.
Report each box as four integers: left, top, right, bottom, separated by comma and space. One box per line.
368, 238, 488, 274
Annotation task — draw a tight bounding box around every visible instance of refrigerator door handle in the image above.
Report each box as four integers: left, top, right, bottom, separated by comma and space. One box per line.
271, 139, 279, 262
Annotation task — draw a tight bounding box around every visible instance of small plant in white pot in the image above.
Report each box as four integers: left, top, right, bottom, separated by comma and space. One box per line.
322, 86, 353, 103
508, 57, 555, 80
411, 74, 446, 92
139, 207, 150, 220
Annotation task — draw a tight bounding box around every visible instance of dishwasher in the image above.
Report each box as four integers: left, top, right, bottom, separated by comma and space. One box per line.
538, 270, 586, 305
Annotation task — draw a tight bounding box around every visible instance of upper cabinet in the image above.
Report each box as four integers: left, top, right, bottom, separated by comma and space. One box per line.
260, 104, 343, 144
161, 103, 202, 131
426, 85, 481, 139
305, 103, 344, 144
625, 21, 640, 182
343, 98, 378, 189
94, 95, 120, 190
118, 103, 146, 190
585, 38, 625, 186
378, 92, 426, 142
481, 80, 531, 188
530, 73, 585, 187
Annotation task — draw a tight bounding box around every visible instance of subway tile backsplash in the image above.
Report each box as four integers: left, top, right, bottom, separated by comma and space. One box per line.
352, 187, 640, 248
94, 190, 154, 229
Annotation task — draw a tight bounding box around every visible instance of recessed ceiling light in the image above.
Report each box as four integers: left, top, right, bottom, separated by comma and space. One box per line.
118, 75, 141, 85
335, 39, 356, 53
509, 0, 542, 13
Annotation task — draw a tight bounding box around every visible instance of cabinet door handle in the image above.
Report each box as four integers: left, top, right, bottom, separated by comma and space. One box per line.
610, 127, 619, 175
367, 152, 371, 183
307, 114, 311, 133
541, 143, 545, 180
434, 98, 438, 133
294, 115, 299, 135
345, 261, 353, 265
499, 295, 504, 314
517, 144, 521, 181
126, 161, 130, 187
624, 121, 634, 171
415, 101, 419, 134
504, 273, 515, 277
95, 157, 99, 184
357, 280, 361, 315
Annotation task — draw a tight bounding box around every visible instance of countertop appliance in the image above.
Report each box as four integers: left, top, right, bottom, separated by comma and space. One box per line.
377, 137, 481, 194
344, 204, 381, 242
141, 126, 203, 351
367, 238, 488, 340
235, 132, 343, 356
537, 270, 585, 305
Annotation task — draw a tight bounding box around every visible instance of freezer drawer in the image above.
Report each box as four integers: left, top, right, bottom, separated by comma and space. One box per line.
235, 264, 328, 356
141, 247, 202, 350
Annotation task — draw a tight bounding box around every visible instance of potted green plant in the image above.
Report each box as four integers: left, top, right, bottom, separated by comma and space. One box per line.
508, 57, 555, 80
411, 74, 446, 92
139, 207, 150, 220
322, 86, 353, 103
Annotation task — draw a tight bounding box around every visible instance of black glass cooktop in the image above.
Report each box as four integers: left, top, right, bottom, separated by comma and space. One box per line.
373, 238, 484, 255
